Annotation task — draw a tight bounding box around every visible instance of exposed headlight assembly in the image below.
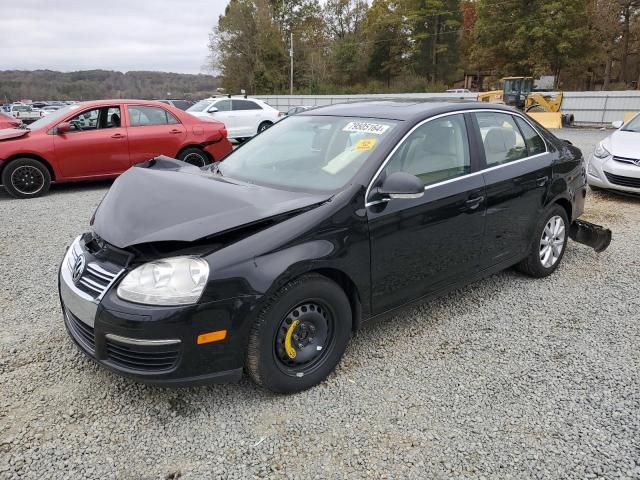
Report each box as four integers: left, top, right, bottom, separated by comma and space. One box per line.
593, 141, 611, 159
117, 256, 209, 306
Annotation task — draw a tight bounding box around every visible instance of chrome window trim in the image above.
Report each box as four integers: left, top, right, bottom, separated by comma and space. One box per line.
105, 333, 181, 347
365, 108, 549, 207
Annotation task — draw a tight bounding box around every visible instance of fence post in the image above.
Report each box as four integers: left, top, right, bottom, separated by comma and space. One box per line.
601, 94, 609, 125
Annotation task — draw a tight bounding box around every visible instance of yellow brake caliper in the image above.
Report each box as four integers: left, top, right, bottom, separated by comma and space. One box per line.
284, 319, 300, 360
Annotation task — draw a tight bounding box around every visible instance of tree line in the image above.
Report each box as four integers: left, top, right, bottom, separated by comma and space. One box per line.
209, 0, 640, 94
0, 70, 219, 103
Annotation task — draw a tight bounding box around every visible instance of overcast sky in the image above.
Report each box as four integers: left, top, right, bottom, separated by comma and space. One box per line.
0, 0, 230, 74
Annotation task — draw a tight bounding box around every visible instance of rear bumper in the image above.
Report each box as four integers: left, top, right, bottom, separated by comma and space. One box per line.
203, 138, 233, 161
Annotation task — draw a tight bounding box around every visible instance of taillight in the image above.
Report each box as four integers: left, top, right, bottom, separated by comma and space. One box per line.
220, 127, 228, 138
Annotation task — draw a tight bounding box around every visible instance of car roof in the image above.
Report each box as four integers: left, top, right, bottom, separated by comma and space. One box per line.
71, 99, 180, 108
299, 100, 519, 121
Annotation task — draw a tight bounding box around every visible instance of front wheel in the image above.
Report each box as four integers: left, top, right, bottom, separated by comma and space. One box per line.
246, 274, 352, 393
516, 204, 569, 278
177, 147, 209, 167
2, 158, 51, 199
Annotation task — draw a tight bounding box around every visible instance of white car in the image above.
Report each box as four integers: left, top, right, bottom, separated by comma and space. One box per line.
187, 97, 282, 140
588, 115, 640, 194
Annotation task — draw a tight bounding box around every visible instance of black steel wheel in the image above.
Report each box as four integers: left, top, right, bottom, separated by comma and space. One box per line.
2, 158, 51, 199
246, 274, 352, 393
177, 147, 209, 167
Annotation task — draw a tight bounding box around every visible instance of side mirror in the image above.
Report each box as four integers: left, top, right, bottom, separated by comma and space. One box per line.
374, 172, 424, 201
57, 122, 72, 134
612, 120, 623, 129
207, 107, 219, 113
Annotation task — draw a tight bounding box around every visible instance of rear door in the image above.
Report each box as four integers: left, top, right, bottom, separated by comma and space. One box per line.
471, 111, 552, 266
368, 113, 487, 313
125, 105, 186, 165
54, 105, 130, 177
232, 99, 264, 136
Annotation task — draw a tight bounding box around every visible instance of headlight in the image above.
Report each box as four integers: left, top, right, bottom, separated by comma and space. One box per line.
117, 256, 209, 306
593, 142, 611, 159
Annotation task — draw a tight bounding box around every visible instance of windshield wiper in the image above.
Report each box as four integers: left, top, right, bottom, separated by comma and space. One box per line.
208, 161, 223, 176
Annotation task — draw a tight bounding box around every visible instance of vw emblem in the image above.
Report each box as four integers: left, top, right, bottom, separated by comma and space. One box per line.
72, 254, 86, 284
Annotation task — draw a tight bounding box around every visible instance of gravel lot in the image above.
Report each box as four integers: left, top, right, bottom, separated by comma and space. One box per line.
1, 129, 639, 479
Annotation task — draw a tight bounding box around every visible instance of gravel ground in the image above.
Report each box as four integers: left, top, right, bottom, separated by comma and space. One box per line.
1, 129, 639, 479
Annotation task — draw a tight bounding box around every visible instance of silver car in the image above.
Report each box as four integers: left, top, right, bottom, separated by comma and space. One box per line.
588, 115, 640, 193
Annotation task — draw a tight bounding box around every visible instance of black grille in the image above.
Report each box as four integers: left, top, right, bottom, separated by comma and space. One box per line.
65, 310, 95, 353
604, 171, 640, 189
613, 156, 640, 166
67, 245, 120, 299
106, 339, 180, 372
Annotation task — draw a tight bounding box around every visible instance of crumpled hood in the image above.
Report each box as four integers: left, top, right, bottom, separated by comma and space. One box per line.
92, 157, 330, 249
609, 130, 640, 159
0, 128, 28, 141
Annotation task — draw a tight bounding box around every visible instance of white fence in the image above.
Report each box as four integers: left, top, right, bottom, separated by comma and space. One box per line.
255, 91, 640, 126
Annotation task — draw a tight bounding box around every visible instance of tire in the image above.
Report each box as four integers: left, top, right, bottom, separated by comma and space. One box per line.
177, 147, 209, 167
1, 158, 51, 199
526, 104, 546, 113
516, 204, 569, 278
246, 274, 352, 393
257, 121, 272, 133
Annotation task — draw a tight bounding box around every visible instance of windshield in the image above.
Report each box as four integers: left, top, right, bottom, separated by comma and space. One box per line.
27, 105, 78, 130
623, 114, 640, 132
218, 115, 398, 192
187, 100, 213, 113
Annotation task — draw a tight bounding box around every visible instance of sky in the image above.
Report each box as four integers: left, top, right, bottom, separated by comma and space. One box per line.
0, 0, 231, 74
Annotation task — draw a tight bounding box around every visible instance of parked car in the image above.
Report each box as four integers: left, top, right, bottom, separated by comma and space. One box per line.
587, 115, 640, 194
0, 100, 232, 198
8, 104, 45, 123
156, 99, 195, 111
0, 111, 21, 129
446, 89, 472, 94
187, 96, 283, 140
59, 101, 610, 393
42, 105, 63, 115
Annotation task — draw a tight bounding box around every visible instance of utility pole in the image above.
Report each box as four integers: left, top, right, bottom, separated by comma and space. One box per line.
290, 31, 294, 95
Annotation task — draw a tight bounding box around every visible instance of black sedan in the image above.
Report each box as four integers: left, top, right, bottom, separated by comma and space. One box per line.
59, 101, 610, 393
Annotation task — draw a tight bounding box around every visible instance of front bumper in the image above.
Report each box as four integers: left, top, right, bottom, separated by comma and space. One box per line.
587, 154, 640, 194
59, 236, 256, 386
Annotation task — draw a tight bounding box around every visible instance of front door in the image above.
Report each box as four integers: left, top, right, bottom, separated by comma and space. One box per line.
368, 113, 487, 314
210, 99, 238, 137
54, 105, 130, 178
471, 111, 553, 265
125, 105, 186, 165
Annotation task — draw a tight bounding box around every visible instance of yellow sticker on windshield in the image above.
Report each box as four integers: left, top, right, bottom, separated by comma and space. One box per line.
354, 138, 377, 151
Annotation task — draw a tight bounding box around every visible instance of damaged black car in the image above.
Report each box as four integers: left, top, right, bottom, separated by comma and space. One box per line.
59, 101, 611, 393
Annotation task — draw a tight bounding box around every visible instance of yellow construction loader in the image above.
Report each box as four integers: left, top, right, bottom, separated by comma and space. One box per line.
477, 77, 574, 127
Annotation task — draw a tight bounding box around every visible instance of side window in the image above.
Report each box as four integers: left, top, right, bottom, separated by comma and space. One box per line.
127, 106, 180, 127
383, 114, 471, 187
213, 100, 231, 112
515, 117, 546, 156
475, 112, 527, 167
233, 100, 262, 111
68, 107, 121, 131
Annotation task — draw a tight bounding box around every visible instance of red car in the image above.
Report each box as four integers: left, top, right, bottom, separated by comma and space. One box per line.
0, 111, 21, 129
0, 100, 232, 198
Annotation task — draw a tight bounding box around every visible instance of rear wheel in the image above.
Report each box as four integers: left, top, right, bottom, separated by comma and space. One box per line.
177, 147, 209, 167
246, 274, 352, 393
2, 158, 51, 199
516, 204, 568, 278
257, 121, 272, 133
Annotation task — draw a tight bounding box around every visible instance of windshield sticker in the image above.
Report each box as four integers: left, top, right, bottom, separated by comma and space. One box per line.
343, 122, 390, 135
354, 138, 377, 151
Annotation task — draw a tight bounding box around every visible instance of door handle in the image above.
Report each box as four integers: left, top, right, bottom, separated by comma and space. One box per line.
464, 195, 484, 210
169, 129, 182, 134
111, 133, 126, 139
536, 175, 549, 186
